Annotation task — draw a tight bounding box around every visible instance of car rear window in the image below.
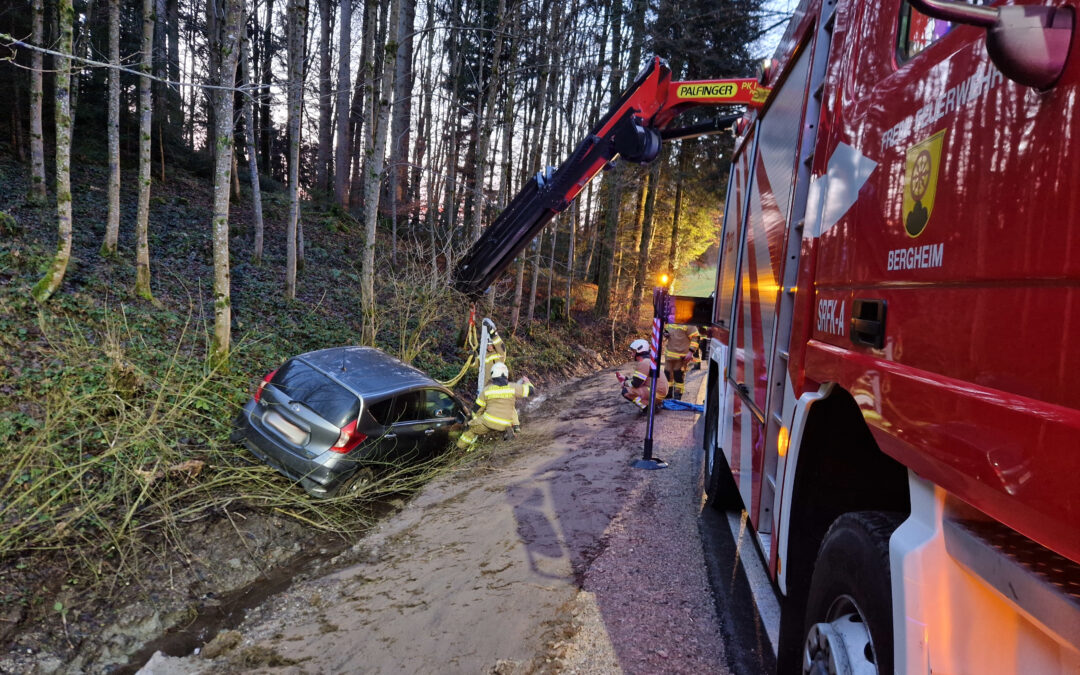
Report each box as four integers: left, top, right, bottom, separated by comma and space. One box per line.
270, 359, 360, 427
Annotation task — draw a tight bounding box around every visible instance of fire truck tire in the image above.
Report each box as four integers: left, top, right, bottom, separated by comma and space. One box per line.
704, 411, 742, 512
802, 511, 903, 675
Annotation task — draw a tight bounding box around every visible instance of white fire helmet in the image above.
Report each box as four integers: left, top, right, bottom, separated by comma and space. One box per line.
491, 362, 509, 379
629, 339, 650, 356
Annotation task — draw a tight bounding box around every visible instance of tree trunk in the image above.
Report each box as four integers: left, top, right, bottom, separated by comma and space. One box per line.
286, 0, 308, 300
409, 6, 435, 228
68, 0, 94, 132
467, 0, 507, 243
135, 0, 155, 301
167, 0, 182, 130
667, 173, 684, 288
388, 0, 415, 264
153, 0, 167, 151
360, 0, 399, 342
28, 0, 46, 205
315, 0, 333, 197
334, 0, 353, 207
206, 1, 221, 158
348, 0, 375, 213
565, 199, 577, 318
31, 0, 74, 303
592, 0, 624, 318
632, 160, 661, 321
210, 0, 244, 365
241, 25, 266, 264
101, 0, 120, 256
259, 0, 274, 175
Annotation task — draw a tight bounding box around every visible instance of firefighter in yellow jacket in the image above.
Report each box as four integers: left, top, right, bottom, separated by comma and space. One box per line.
620, 339, 668, 412
664, 324, 699, 400
480, 318, 518, 429
481, 318, 507, 383
457, 362, 534, 451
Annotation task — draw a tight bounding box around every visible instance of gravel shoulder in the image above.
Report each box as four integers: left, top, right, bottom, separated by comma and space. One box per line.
140, 365, 727, 674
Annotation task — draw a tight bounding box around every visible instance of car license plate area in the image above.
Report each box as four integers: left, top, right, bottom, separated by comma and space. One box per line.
263, 410, 309, 446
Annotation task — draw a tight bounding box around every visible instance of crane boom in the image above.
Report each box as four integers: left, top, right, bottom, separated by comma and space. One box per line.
451, 56, 766, 298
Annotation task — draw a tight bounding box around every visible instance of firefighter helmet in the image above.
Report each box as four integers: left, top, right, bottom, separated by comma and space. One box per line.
629, 339, 650, 356
491, 362, 509, 379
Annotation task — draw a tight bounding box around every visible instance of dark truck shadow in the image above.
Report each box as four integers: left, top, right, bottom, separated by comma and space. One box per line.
504, 370, 774, 675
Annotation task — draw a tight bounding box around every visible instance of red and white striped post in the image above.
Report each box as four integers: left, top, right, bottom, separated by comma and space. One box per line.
633, 286, 670, 470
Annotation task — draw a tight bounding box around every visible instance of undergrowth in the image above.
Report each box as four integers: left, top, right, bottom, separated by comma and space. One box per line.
0, 147, 631, 617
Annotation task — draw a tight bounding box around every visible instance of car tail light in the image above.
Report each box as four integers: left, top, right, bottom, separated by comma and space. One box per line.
254, 369, 277, 403
330, 418, 367, 454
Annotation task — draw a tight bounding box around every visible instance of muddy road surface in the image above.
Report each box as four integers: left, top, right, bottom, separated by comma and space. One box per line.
131, 365, 759, 674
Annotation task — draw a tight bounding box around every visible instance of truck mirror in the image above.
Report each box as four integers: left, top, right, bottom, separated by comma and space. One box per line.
908, 0, 1074, 90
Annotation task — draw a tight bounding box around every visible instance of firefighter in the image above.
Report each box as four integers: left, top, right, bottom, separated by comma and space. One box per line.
664, 323, 699, 400
480, 318, 518, 430
457, 362, 534, 451
619, 338, 668, 413
481, 318, 507, 383
696, 325, 709, 367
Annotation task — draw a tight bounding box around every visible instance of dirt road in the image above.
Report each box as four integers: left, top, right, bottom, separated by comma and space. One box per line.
141, 365, 726, 674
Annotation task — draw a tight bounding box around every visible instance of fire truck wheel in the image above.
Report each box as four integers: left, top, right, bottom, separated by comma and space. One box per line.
802, 512, 903, 675
704, 417, 742, 512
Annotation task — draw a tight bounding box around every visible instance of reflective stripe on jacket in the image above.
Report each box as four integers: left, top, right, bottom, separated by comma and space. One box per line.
474, 381, 531, 430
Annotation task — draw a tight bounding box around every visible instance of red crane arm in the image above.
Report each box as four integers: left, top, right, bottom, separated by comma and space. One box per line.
452, 56, 767, 298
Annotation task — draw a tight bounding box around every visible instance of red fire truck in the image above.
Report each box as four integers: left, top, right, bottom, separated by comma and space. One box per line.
453, 1, 1080, 671
702, 0, 1080, 672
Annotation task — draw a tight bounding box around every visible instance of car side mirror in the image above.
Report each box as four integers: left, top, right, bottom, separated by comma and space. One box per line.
908, 0, 1075, 90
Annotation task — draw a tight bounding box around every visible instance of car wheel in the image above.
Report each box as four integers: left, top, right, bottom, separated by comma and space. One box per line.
228, 410, 249, 443
802, 512, 903, 675
335, 467, 375, 497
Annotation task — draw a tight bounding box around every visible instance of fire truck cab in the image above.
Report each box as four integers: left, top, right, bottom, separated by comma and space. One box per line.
703, 0, 1080, 672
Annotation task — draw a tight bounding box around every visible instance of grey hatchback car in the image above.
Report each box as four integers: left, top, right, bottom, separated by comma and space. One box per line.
233, 346, 469, 498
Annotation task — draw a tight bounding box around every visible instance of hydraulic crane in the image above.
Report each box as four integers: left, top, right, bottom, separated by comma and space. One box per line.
451, 56, 767, 298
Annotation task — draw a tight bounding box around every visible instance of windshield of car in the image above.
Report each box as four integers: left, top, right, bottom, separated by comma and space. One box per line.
270, 359, 361, 427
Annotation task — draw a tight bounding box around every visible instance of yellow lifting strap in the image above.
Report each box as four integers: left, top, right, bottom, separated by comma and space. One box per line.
437, 306, 479, 387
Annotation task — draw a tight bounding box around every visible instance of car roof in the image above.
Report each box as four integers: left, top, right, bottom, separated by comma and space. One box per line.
294, 346, 439, 399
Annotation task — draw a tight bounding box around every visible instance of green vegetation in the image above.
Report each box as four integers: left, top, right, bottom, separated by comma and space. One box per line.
0, 151, 625, 615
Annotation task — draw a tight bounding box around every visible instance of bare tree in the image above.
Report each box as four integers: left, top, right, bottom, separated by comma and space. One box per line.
593, 0, 625, 318
32, 0, 74, 303
632, 160, 661, 320
286, 0, 309, 300
334, 0, 353, 207
27, 0, 46, 205
387, 0, 416, 264
241, 21, 266, 263
315, 0, 334, 196
134, 0, 155, 301
360, 0, 400, 341
101, 0, 121, 256
210, 0, 245, 364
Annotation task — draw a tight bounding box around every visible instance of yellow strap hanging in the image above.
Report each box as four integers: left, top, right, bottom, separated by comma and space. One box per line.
437, 306, 479, 387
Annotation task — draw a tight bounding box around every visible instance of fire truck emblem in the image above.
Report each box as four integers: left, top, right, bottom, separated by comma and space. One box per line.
902, 130, 945, 237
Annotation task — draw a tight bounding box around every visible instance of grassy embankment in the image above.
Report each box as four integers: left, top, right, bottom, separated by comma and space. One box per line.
0, 148, 629, 611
